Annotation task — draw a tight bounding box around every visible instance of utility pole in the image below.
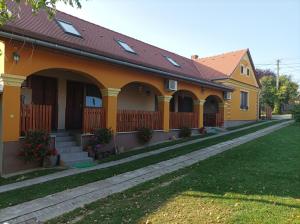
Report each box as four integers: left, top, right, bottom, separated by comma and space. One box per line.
276, 59, 280, 90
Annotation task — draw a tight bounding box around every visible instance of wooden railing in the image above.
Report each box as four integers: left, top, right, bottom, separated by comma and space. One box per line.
82, 107, 106, 133
117, 110, 162, 132
20, 104, 52, 134
169, 112, 199, 129
204, 112, 224, 127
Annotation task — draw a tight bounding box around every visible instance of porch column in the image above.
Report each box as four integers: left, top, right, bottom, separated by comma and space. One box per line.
0, 74, 26, 141
218, 102, 225, 127
158, 96, 172, 132
194, 99, 206, 128
101, 88, 121, 133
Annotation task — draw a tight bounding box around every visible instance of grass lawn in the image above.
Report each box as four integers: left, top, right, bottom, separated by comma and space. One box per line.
0, 168, 66, 186
48, 123, 300, 224
0, 120, 282, 209
226, 120, 266, 130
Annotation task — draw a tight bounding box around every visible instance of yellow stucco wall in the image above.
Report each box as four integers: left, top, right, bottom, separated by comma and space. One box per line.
1, 38, 226, 140
218, 53, 260, 121
118, 83, 157, 111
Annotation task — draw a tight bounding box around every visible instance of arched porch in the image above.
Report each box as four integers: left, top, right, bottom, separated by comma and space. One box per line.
20, 68, 105, 134
169, 90, 199, 129
116, 82, 162, 132
203, 95, 224, 127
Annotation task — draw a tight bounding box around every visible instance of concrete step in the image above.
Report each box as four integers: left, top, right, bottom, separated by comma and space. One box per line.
56, 141, 77, 148
63, 158, 94, 167
58, 146, 82, 153
52, 132, 70, 137
56, 136, 74, 142
60, 151, 89, 161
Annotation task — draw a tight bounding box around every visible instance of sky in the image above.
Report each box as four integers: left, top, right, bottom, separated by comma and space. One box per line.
57, 0, 300, 85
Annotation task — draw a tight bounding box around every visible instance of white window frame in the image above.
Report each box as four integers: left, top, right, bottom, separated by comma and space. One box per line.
56, 19, 82, 37
165, 56, 180, 67
116, 40, 136, 54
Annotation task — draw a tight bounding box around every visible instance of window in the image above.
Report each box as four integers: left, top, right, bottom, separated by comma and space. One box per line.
57, 20, 81, 37
240, 91, 248, 110
116, 40, 136, 54
240, 65, 244, 74
165, 56, 180, 67
86, 84, 102, 107
247, 68, 250, 76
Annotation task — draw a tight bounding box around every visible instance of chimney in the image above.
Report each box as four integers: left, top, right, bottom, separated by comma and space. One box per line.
191, 54, 199, 60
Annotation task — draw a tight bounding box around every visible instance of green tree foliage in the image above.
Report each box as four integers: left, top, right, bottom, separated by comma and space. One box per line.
260, 75, 277, 109
0, 0, 82, 26
260, 74, 299, 114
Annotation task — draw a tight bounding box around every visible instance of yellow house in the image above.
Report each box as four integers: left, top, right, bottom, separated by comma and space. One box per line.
0, 3, 260, 175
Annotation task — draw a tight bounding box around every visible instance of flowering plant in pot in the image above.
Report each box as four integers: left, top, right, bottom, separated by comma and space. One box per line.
199, 127, 207, 135
20, 130, 57, 167
86, 128, 113, 159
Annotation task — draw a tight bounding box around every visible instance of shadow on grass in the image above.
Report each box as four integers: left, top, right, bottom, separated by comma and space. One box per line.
48, 123, 300, 224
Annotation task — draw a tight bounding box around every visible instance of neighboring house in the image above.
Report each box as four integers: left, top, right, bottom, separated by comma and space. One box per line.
0, 3, 260, 175
192, 50, 261, 127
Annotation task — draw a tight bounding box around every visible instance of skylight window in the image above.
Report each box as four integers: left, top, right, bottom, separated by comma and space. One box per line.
165, 56, 180, 67
116, 40, 136, 54
57, 20, 81, 37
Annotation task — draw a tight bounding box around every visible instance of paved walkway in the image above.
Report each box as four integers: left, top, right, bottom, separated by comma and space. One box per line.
0, 120, 292, 224
0, 120, 273, 194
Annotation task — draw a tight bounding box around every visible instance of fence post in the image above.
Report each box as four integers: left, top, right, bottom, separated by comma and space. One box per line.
218, 102, 225, 127
158, 96, 172, 132
101, 88, 121, 133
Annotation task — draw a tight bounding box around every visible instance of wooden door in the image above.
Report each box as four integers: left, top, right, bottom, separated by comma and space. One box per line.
30, 75, 58, 129
66, 81, 84, 130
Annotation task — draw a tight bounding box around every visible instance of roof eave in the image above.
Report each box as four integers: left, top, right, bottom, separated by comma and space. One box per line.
0, 31, 233, 92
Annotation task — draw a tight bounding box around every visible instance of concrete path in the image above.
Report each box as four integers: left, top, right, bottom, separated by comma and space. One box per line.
0, 120, 292, 224
0, 120, 273, 194
272, 114, 292, 120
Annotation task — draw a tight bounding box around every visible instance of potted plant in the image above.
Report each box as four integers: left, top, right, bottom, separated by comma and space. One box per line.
179, 127, 192, 138
20, 130, 57, 167
86, 128, 113, 159
136, 127, 153, 144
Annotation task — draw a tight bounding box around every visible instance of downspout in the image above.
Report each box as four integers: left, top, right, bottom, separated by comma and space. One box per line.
0, 31, 233, 92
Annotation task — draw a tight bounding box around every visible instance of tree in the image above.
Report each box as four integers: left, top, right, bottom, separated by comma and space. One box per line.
256, 68, 276, 80
260, 75, 277, 109
259, 74, 299, 114
0, 0, 82, 26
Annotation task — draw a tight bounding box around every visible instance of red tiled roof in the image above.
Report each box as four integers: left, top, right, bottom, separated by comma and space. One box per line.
192, 49, 248, 80
0, 2, 255, 88
2, 2, 205, 80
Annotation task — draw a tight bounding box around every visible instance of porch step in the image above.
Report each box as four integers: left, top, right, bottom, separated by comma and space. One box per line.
56, 141, 77, 148
55, 136, 74, 142
53, 130, 94, 167
58, 146, 82, 154
60, 151, 89, 161
52, 132, 70, 137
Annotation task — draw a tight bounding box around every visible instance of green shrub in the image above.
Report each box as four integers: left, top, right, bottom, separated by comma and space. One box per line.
20, 130, 56, 166
89, 128, 113, 149
179, 127, 192, 138
292, 105, 300, 122
137, 127, 153, 144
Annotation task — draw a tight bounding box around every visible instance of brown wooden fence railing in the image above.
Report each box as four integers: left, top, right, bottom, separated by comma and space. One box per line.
204, 112, 224, 127
82, 107, 106, 133
20, 104, 52, 134
169, 112, 199, 129
117, 110, 162, 132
